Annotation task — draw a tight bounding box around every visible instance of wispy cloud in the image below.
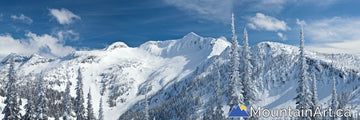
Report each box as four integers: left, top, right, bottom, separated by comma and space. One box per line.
0, 13, 3, 21
277, 32, 287, 41
300, 0, 338, 6
49, 8, 81, 25
296, 19, 306, 26
247, 13, 289, 40
11, 14, 33, 24
0, 31, 75, 59
251, 0, 338, 13
252, 0, 288, 13
248, 13, 290, 31
163, 0, 233, 22
306, 17, 360, 54
163, 0, 338, 23
57, 30, 79, 41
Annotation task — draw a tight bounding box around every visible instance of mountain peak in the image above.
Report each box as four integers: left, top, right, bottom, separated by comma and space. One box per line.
252, 41, 300, 55
255, 41, 297, 50
182, 32, 201, 40
0, 53, 29, 64
106, 42, 129, 51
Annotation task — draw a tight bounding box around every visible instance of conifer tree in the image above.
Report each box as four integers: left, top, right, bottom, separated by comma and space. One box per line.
207, 98, 214, 120
23, 82, 35, 120
2, 57, 21, 120
35, 73, 48, 120
331, 76, 338, 118
87, 88, 95, 120
311, 74, 319, 120
54, 104, 60, 120
98, 98, 104, 120
295, 25, 313, 120
63, 80, 72, 120
144, 85, 149, 120
242, 27, 256, 107
228, 13, 244, 113
214, 70, 224, 120
75, 68, 85, 120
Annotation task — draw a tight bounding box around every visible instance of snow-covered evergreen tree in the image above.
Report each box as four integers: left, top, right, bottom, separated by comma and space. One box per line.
331, 76, 338, 116
294, 25, 313, 120
214, 69, 224, 120
63, 80, 72, 120
228, 13, 244, 113
207, 98, 215, 120
23, 82, 36, 120
35, 73, 48, 120
75, 68, 86, 120
2, 57, 21, 120
87, 88, 96, 120
98, 98, 104, 120
242, 27, 256, 107
338, 91, 351, 120
311, 74, 319, 120
54, 104, 60, 120
144, 85, 149, 120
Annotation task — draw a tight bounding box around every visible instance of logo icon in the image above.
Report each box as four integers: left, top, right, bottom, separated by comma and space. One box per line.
228, 105, 250, 117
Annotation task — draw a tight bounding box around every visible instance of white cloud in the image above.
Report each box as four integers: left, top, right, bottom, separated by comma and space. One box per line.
252, 0, 338, 12
163, 0, 338, 23
253, 0, 288, 13
0, 31, 75, 59
306, 17, 360, 42
57, 30, 79, 41
49, 8, 81, 25
247, 13, 290, 31
277, 32, 287, 41
296, 19, 306, 26
0, 14, 3, 21
163, 0, 233, 22
306, 46, 354, 54
11, 14, 33, 24
306, 17, 360, 54
301, 0, 338, 6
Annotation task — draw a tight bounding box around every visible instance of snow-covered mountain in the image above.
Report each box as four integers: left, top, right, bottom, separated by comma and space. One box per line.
0, 32, 360, 119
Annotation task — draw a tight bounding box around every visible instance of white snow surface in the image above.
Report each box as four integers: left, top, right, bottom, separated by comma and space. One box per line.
0, 32, 360, 119
0, 32, 231, 119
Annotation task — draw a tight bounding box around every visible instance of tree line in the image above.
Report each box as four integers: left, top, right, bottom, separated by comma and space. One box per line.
2, 60, 104, 120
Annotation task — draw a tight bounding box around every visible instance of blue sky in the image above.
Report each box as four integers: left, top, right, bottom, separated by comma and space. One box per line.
0, 0, 360, 58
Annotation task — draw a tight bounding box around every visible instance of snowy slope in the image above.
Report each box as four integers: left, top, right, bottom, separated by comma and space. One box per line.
119, 40, 360, 119
0, 33, 359, 119
0, 32, 230, 119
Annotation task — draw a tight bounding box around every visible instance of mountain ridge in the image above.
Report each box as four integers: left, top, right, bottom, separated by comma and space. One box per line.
0, 32, 359, 119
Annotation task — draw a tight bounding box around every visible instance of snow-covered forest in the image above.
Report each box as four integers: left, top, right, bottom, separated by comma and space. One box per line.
1, 14, 360, 120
